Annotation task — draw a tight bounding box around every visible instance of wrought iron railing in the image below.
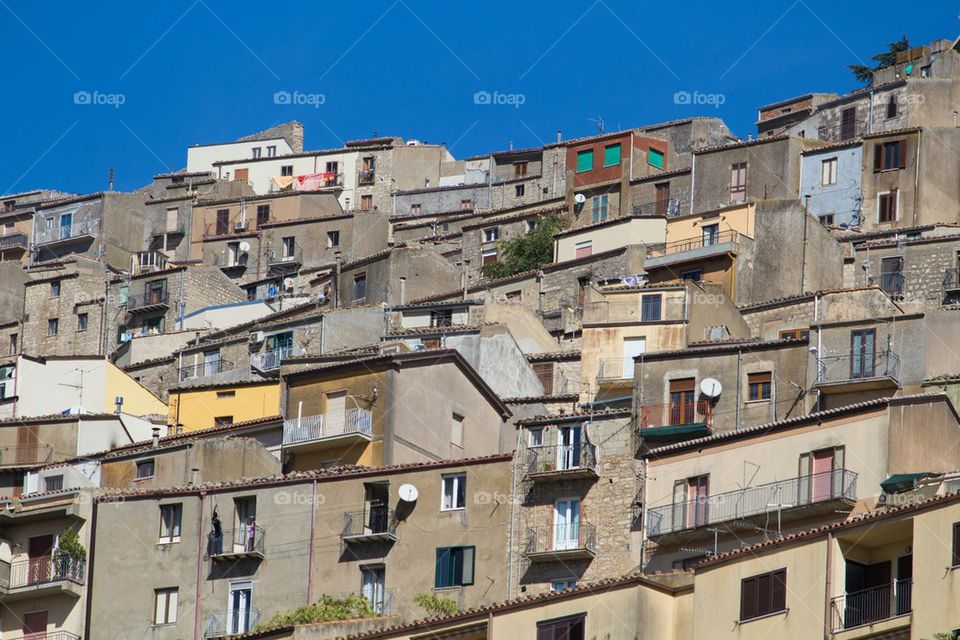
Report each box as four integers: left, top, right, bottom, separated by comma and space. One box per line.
0, 232, 28, 251
583, 298, 684, 325
646, 469, 858, 536
0, 444, 55, 467
358, 169, 376, 185
126, 290, 170, 311
526, 442, 597, 476
204, 608, 262, 638
250, 345, 300, 371
343, 506, 397, 538
208, 526, 265, 557
34, 219, 98, 245
632, 197, 686, 218
1, 555, 86, 589
178, 358, 234, 382
6, 633, 81, 640
815, 349, 900, 383
830, 579, 912, 631
879, 272, 904, 299
943, 268, 960, 292
597, 357, 637, 382
637, 401, 711, 430
818, 119, 868, 143
283, 408, 373, 445
525, 522, 596, 555
646, 229, 741, 259
267, 246, 303, 266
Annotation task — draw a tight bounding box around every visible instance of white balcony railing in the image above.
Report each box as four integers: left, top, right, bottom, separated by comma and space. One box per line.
283, 408, 373, 445
250, 346, 300, 372
34, 219, 98, 245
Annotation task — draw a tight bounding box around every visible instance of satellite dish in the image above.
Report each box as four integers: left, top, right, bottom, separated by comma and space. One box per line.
238, 241, 251, 252
700, 378, 723, 398
398, 484, 419, 502
574, 193, 587, 205
282, 277, 296, 289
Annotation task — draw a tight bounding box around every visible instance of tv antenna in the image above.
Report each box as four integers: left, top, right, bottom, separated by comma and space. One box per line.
588, 116, 605, 134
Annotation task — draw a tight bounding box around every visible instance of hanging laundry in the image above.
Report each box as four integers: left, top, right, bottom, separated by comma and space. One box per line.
270, 175, 296, 190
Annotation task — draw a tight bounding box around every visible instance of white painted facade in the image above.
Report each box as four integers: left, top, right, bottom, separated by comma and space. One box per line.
186, 137, 294, 176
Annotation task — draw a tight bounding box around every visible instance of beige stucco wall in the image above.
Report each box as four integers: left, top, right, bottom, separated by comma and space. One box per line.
555, 217, 667, 262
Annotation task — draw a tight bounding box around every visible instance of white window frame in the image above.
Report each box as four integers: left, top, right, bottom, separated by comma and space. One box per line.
877, 189, 900, 224
484, 227, 499, 243
528, 427, 544, 448
440, 473, 466, 511
821, 157, 838, 186
154, 587, 178, 625
551, 579, 577, 592
158, 503, 182, 544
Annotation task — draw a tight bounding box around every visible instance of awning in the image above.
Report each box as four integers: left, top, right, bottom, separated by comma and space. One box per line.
881, 472, 939, 494
640, 422, 710, 442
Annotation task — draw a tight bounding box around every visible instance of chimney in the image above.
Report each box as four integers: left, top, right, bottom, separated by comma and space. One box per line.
287, 122, 305, 153
556, 130, 562, 144
399, 277, 407, 305
176, 424, 183, 435
189, 468, 199, 486
151, 427, 161, 448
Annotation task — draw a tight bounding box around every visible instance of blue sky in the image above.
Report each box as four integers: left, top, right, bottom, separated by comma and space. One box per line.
0, 0, 954, 194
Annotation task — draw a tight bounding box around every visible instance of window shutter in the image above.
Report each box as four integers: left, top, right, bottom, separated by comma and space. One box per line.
740, 576, 757, 620
756, 572, 772, 615
532, 363, 554, 395
461, 546, 475, 585
953, 523, 960, 567
772, 569, 787, 612
898, 141, 907, 169
435, 548, 450, 588
874, 144, 883, 172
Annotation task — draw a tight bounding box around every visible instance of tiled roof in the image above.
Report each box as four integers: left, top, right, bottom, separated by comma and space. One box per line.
502, 394, 579, 404
383, 323, 489, 337
637, 337, 806, 361
525, 350, 581, 362
516, 408, 631, 426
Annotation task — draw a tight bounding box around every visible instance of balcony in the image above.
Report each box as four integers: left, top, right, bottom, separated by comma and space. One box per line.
526, 443, 598, 481
632, 197, 686, 218
126, 290, 169, 315
637, 402, 712, 443
34, 219, 98, 247
358, 169, 376, 185
6, 633, 80, 640
130, 251, 168, 275
830, 579, 912, 633
0, 444, 55, 468
813, 350, 900, 394
597, 357, 636, 383
644, 229, 742, 269
645, 469, 858, 540
0, 232, 29, 252
282, 408, 373, 452
250, 345, 301, 372
266, 246, 303, 274
179, 358, 235, 382
209, 526, 265, 561
818, 119, 868, 143
524, 522, 596, 562
212, 249, 248, 270
943, 269, 960, 300
342, 505, 398, 544
583, 298, 684, 325
204, 609, 262, 638
0, 556, 86, 600
151, 215, 186, 237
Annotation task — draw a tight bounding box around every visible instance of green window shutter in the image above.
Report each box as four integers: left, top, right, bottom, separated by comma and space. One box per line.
648, 148, 664, 169
435, 548, 451, 588
461, 546, 475, 585
576, 150, 594, 173
603, 143, 621, 167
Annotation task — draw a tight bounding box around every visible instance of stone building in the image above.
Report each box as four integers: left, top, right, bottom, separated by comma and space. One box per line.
798, 141, 864, 228
0, 188, 73, 264
629, 167, 693, 218
337, 245, 462, 308
459, 205, 567, 282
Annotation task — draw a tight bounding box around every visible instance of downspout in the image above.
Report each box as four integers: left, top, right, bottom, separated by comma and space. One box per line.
178, 269, 186, 331
306, 478, 318, 603
318, 314, 325, 354
507, 424, 523, 599
681, 286, 689, 347
823, 531, 834, 640
193, 491, 207, 640
688, 154, 697, 216
82, 495, 99, 639
912, 133, 921, 227
735, 348, 742, 429
815, 292, 823, 410
800, 199, 809, 294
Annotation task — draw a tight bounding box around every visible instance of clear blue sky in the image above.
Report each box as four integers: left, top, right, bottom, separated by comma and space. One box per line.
0, 0, 954, 195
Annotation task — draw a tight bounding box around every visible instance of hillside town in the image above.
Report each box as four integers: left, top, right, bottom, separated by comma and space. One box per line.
4, 35, 960, 640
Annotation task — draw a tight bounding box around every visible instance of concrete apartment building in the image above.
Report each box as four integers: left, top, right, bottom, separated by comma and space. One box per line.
86, 455, 515, 637
552, 214, 666, 263
186, 121, 303, 175
337, 245, 462, 308
0, 188, 74, 264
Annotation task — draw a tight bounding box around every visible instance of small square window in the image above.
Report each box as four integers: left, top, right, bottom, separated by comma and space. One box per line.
576, 149, 594, 173
44, 475, 64, 491
819, 214, 835, 227
77, 313, 88, 332
528, 427, 544, 447
266, 145, 277, 157
214, 416, 233, 427
748, 371, 773, 401
410, 203, 422, 215
821, 158, 838, 186
526, 219, 537, 233
515, 184, 525, 197
361, 195, 373, 210
327, 230, 340, 248
50, 281, 61, 298
604, 143, 622, 167
648, 148, 664, 169
484, 227, 499, 243
353, 273, 367, 300
451, 413, 464, 448
435, 546, 475, 588
48, 318, 59, 336
251, 147, 262, 159
281, 165, 294, 177
441, 473, 466, 511
137, 459, 156, 479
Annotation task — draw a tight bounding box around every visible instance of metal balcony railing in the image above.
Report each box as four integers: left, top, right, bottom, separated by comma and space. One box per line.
126, 290, 169, 312
830, 579, 912, 631
597, 357, 637, 382
0, 232, 28, 251
7, 633, 81, 640
527, 443, 597, 476
267, 246, 303, 266
283, 408, 373, 445
204, 608, 262, 638
1, 555, 86, 589
250, 345, 300, 372
815, 350, 900, 384
632, 197, 686, 218
358, 169, 376, 185
583, 298, 684, 325
212, 249, 248, 268
646, 229, 741, 259
818, 119, 868, 143
178, 358, 234, 382
879, 272, 904, 299
342, 505, 397, 539
153, 213, 187, 236
209, 526, 265, 558
525, 522, 596, 555
34, 219, 98, 245
0, 444, 55, 467
637, 401, 711, 430
944, 268, 960, 292
131, 251, 168, 275
646, 469, 858, 536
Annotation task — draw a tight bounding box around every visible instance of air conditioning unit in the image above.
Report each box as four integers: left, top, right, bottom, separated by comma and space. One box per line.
249, 331, 265, 343
235, 220, 248, 231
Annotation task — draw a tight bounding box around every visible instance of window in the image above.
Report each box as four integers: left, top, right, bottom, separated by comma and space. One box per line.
591, 195, 608, 223
8, 333, 16, 356
641, 294, 662, 321
251, 147, 262, 159
840, 107, 857, 140
215, 209, 230, 235
353, 273, 367, 300
526, 219, 537, 233
281, 165, 293, 177
482, 248, 497, 266
702, 223, 720, 246
441, 473, 466, 510
952, 522, 960, 567
920, 65, 932, 78
603, 143, 621, 167
506, 290, 522, 301
360, 195, 373, 210
515, 183, 525, 197
821, 158, 838, 186
874, 141, 906, 172
282, 236, 296, 258
537, 614, 586, 640
514, 161, 528, 176
460, 199, 472, 210
748, 371, 772, 401
484, 227, 499, 243
576, 149, 594, 173
779, 329, 810, 341
886, 94, 898, 119
574, 241, 592, 259
327, 230, 340, 248
528, 426, 544, 447
850, 328, 877, 378
48, 318, 59, 336
44, 475, 64, 491
654, 182, 671, 215
50, 281, 60, 298
256, 205, 270, 226
451, 413, 464, 448
431, 309, 453, 327
435, 546, 475, 588
878, 190, 898, 223
819, 214, 835, 226
681, 269, 703, 282
77, 313, 88, 332
551, 579, 577, 592
880, 256, 904, 298
410, 203, 421, 214
214, 416, 234, 427
648, 148, 665, 169
216, 391, 236, 399
730, 163, 747, 203
154, 588, 178, 625
137, 459, 156, 479
740, 569, 787, 621
266, 145, 276, 157
158, 504, 182, 543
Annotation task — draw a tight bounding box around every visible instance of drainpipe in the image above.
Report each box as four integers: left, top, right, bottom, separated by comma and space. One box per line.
306, 478, 318, 603
800, 197, 810, 294
735, 348, 742, 429
193, 491, 207, 640
689, 154, 697, 215
912, 133, 921, 227
823, 531, 834, 640
507, 423, 523, 599
82, 495, 99, 638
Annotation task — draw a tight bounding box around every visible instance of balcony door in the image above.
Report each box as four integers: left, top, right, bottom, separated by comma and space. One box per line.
22, 611, 48, 640
228, 581, 253, 634
684, 475, 709, 529
28, 534, 53, 584
556, 425, 582, 471
59, 213, 72, 239
325, 390, 347, 435
811, 449, 836, 501
553, 498, 581, 551
361, 566, 387, 614
233, 497, 256, 553
895, 554, 912, 616
621, 337, 646, 379
844, 560, 891, 627
363, 482, 389, 534
799, 446, 844, 503
203, 350, 220, 377
850, 329, 876, 379
669, 378, 696, 425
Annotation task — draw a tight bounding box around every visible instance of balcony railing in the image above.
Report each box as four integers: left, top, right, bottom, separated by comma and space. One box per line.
632, 197, 686, 218
0, 232, 29, 251
583, 299, 684, 325
342, 505, 398, 542
6, 633, 80, 640
131, 251, 168, 275
878, 272, 904, 300
815, 350, 900, 385
943, 268, 960, 292
250, 345, 300, 372
267, 246, 303, 267
209, 526, 265, 560
646, 229, 741, 259
1, 556, 86, 590
179, 358, 235, 382
637, 401, 711, 430
646, 469, 858, 537
526, 443, 597, 477
152, 214, 187, 236
204, 608, 262, 638
597, 357, 637, 382
126, 290, 169, 312
525, 522, 596, 558
817, 119, 868, 143
283, 408, 373, 445
212, 249, 248, 268
830, 579, 912, 632
0, 444, 55, 467
358, 169, 376, 185
34, 219, 98, 245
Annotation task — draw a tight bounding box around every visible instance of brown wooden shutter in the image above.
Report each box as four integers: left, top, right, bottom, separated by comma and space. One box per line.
953, 523, 960, 567
740, 576, 757, 620
874, 144, 883, 172
898, 140, 907, 169
756, 572, 772, 615
532, 363, 554, 395
669, 378, 696, 393
16, 425, 39, 464
771, 569, 787, 612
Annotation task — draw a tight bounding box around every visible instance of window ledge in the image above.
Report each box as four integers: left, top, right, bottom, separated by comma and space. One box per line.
738, 608, 788, 625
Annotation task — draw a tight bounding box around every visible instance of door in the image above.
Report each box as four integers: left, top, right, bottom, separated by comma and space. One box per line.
216, 210, 229, 235
841, 108, 856, 140
621, 337, 646, 379
23, 611, 48, 640
556, 425, 582, 471
811, 449, 835, 501
702, 223, 720, 246
28, 534, 54, 585
851, 329, 877, 378
895, 554, 912, 615
228, 581, 253, 634
363, 483, 389, 534
669, 379, 696, 425
325, 390, 347, 434
16, 425, 39, 465
203, 350, 220, 376
553, 499, 581, 550
59, 213, 72, 239
654, 183, 670, 216
234, 168, 249, 183
234, 497, 256, 552
361, 566, 386, 614
686, 475, 709, 528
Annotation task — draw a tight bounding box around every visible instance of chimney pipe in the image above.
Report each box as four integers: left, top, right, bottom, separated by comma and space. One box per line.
151, 427, 160, 448
556, 130, 562, 144
189, 467, 199, 486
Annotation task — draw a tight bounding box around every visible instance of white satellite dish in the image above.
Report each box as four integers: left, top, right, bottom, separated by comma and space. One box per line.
700, 378, 723, 398
238, 241, 251, 252
574, 193, 587, 205
398, 483, 419, 502
282, 277, 296, 289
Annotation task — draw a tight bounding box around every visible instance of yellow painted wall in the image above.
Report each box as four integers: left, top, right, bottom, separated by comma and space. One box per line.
168, 383, 280, 431
105, 362, 167, 416
665, 202, 756, 243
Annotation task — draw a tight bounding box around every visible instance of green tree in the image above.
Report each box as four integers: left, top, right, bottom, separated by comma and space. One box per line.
849, 36, 911, 84
413, 593, 459, 617
482, 213, 568, 280
55, 528, 86, 562
256, 594, 376, 628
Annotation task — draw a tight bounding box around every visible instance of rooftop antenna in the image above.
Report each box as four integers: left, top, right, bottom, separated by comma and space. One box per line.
108, 168, 115, 192
588, 116, 605, 134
